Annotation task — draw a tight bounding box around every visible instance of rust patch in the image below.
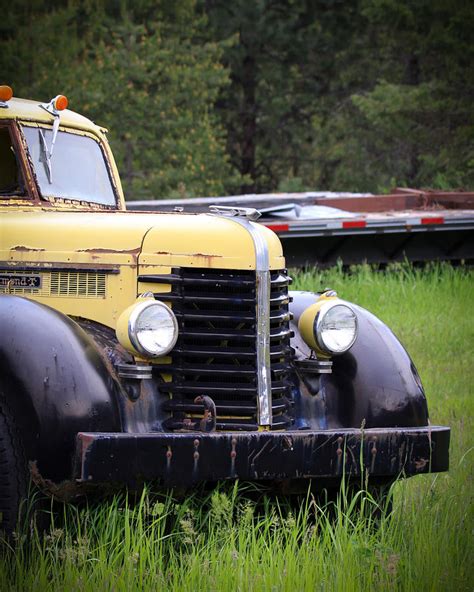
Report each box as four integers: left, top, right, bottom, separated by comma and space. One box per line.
193, 252, 223, 259
414, 458, 429, 470
4, 261, 120, 272
76, 247, 141, 256
191, 253, 223, 267
166, 446, 172, 472
194, 395, 217, 432
370, 441, 378, 473
336, 436, 344, 473
152, 251, 223, 262
78, 433, 97, 457
230, 438, 237, 460
38, 197, 117, 211
193, 440, 200, 476
29, 461, 87, 502
11, 245, 46, 252
76, 246, 141, 263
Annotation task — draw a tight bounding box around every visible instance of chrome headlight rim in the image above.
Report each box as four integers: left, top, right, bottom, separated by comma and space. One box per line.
128, 299, 179, 357
314, 300, 358, 355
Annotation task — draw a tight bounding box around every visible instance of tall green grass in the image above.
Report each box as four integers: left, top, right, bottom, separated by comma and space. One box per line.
1, 263, 473, 591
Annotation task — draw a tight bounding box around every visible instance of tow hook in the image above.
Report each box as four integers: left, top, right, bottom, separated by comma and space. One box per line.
194, 395, 217, 432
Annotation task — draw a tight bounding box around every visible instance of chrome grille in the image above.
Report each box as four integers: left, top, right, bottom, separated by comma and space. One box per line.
140, 268, 294, 431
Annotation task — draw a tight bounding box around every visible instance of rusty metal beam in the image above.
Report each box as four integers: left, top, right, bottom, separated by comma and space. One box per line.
75, 426, 449, 485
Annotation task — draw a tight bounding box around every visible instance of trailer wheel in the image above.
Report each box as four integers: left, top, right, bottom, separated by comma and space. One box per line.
0, 398, 28, 536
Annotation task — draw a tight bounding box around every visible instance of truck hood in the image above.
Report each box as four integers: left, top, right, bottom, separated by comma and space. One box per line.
2, 209, 285, 270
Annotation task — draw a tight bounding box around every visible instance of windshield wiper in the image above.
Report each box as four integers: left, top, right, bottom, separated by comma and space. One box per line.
38, 114, 60, 184
39, 95, 67, 184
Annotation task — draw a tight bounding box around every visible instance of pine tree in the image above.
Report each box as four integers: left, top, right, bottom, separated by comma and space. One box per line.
1, 0, 238, 199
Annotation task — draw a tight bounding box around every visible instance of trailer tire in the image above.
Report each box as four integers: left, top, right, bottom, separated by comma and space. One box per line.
0, 396, 28, 536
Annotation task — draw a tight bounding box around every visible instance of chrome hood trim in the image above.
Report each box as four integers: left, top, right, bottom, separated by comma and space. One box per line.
210, 213, 272, 427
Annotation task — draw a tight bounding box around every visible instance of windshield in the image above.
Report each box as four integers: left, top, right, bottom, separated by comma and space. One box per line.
22, 126, 117, 206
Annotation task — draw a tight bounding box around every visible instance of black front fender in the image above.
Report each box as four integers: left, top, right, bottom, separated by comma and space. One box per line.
0, 296, 122, 481
289, 291, 429, 430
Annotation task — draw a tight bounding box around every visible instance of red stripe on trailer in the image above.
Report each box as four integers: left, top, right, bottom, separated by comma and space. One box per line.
342, 220, 366, 229
421, 217, 444, 225
266, 223, 290, 232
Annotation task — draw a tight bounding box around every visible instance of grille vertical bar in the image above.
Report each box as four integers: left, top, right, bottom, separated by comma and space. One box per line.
229, 217, 273, 426
256, 269, 272, 425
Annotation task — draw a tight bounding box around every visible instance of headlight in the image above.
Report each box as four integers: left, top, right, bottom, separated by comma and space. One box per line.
298, 298, 358, 355
315, 302, 357, 354
116, 298, 178, 357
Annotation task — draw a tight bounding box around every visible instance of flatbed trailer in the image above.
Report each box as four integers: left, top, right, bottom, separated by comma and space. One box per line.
127, 188, 474, 267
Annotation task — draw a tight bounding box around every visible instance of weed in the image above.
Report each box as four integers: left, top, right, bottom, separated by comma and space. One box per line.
0, 264, 472, 591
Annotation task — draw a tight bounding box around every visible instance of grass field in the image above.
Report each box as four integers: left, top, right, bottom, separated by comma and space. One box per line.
1, 263, 473, 591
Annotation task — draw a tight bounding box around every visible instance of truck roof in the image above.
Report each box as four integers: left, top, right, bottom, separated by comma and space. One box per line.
0, 96, 104, 135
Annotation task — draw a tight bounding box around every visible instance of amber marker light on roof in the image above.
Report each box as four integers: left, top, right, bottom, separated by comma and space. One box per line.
0, 86, 13, 102
53, 95, 68, 111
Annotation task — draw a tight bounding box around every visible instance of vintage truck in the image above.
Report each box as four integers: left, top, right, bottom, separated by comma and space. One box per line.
0, 86, 449, 532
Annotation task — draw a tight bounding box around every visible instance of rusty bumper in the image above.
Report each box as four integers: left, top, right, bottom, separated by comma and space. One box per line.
74, 426, 449, 486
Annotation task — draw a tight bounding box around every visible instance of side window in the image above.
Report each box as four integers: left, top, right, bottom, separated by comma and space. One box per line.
0, 127, 25, 197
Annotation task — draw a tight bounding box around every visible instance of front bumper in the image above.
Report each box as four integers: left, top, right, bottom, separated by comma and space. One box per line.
74, 426, 449, 486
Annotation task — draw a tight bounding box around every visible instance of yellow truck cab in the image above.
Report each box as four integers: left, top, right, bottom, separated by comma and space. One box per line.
0, 86, 449, 533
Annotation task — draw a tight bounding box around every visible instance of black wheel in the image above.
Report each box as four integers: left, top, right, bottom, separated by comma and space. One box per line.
0, 399, 28, 536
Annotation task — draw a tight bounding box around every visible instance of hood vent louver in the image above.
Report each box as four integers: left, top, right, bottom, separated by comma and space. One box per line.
0, 270, 106, 298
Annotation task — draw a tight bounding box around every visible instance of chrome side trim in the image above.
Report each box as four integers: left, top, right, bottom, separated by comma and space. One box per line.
210, 213, 272, 426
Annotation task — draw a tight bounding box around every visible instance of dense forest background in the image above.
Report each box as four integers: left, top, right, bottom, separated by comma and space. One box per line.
1, 0, 473, 199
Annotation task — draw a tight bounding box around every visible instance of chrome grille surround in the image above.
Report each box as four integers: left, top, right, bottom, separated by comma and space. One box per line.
229, 218, 272, 426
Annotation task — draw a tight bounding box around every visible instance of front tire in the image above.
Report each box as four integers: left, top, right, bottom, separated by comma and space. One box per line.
0, 399, 28, 536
